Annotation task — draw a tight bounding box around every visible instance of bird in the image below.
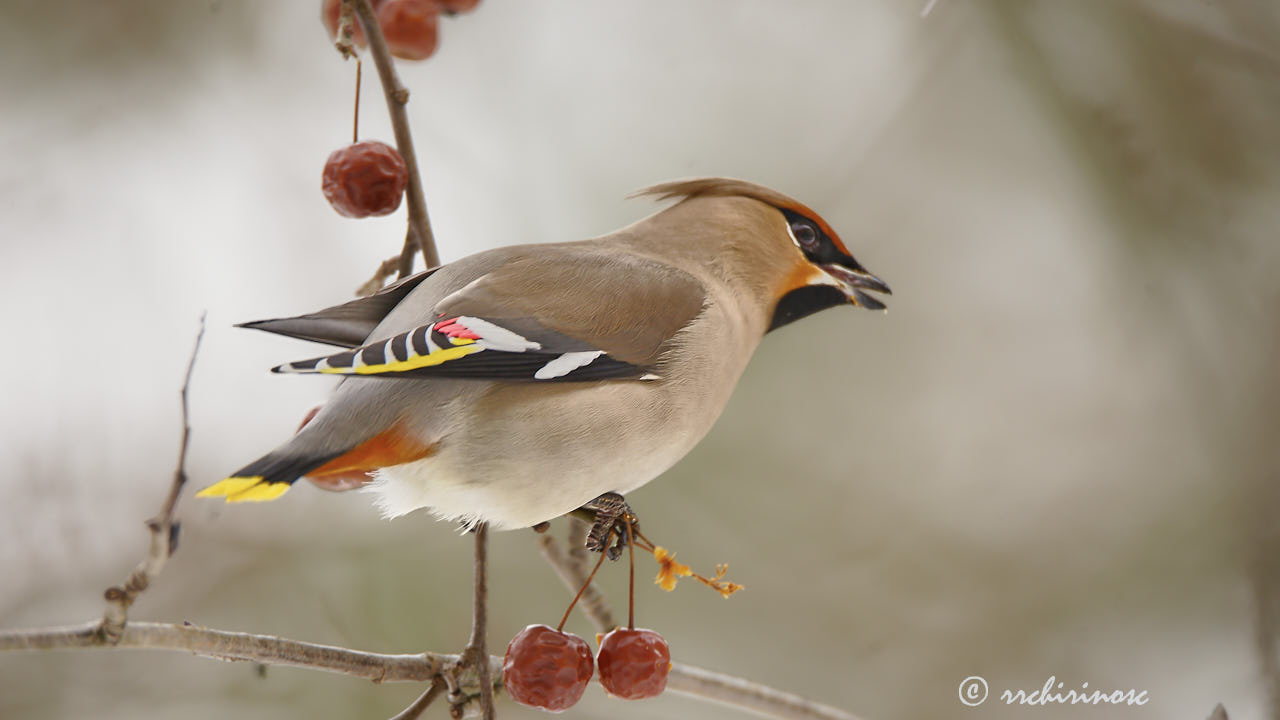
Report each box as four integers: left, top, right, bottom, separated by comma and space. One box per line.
196, 178, 890, 531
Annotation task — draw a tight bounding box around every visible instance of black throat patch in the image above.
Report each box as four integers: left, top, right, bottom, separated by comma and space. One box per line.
767, 285, 847, 332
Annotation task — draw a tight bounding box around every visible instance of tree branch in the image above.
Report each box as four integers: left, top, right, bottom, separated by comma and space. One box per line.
0, 620, 458, 683
666, 664, 865, 720
350, 0, 440, 275
1, 618, 867, 720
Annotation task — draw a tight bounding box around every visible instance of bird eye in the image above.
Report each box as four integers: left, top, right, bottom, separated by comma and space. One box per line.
791, 221, 820, 251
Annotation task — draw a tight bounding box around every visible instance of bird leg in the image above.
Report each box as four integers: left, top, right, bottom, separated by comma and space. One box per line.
579, 492, 638, 560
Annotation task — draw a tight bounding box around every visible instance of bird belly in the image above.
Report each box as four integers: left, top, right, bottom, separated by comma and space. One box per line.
365, 380, 720, 530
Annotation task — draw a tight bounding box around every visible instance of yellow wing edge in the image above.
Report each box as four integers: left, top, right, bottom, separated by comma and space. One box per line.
313, 341, 480, 375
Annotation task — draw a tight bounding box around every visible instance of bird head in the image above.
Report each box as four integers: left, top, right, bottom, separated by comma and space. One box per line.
636, 178, 891, 331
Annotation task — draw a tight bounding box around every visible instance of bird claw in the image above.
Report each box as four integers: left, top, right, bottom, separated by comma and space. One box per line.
581, 492, 638, 560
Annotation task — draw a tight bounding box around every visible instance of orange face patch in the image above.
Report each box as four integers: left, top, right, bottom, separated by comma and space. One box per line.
777, 259, 837, 296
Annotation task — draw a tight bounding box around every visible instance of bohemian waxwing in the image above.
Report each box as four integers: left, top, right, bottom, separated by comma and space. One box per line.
197, 178, 890, 529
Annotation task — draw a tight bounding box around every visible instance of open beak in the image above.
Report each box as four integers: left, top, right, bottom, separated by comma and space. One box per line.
822, 264, 892, 310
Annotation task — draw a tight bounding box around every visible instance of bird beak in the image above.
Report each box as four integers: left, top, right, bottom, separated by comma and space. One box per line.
822, 263, 892, 310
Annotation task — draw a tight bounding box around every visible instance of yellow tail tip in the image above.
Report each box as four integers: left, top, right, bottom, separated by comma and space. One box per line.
196, 476, 292, 503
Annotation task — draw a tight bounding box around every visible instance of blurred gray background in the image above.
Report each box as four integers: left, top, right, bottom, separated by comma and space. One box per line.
2, 1, 1279, 718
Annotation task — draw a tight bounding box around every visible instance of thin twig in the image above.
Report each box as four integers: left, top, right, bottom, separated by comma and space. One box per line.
351, 0, 440, 274
463, 523, 495, 720
99, 314, 205, 643
160, 312, 204, 526
389, 678, 446, 720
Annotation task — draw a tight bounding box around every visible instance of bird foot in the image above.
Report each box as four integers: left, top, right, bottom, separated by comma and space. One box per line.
580, 492, 638, 560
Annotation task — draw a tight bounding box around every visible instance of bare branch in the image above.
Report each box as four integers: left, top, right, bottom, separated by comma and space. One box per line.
1, 618, 871, 719
351, 0, 440, 274
0, 621, 460, 683
666, 663, 866, 720
99, 314, 205, 643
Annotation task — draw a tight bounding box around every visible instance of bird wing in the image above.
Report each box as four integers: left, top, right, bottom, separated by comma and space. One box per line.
236, 269, 441, 348
271, 250, 707, 382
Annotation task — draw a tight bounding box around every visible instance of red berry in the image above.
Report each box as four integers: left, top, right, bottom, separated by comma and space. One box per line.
321, 141, 408, 218
377, 0, 441, 60
503, 625, 594, 712
439, 0, 479, 13
596, 628, 671, 700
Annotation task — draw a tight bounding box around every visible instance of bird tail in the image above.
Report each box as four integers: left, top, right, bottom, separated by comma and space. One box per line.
196, 449, 346, 503
196, 422, 437, 503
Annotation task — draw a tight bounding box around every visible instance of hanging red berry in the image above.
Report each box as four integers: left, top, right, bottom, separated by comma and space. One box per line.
321, 140, 408, 218
502, 624, 595, 712
596, 627, 671, 700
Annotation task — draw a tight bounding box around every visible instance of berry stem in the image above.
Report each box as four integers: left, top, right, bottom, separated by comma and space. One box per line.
556, 548, 608, 633
626, 517, 635, 630
352, 58, 362, 144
